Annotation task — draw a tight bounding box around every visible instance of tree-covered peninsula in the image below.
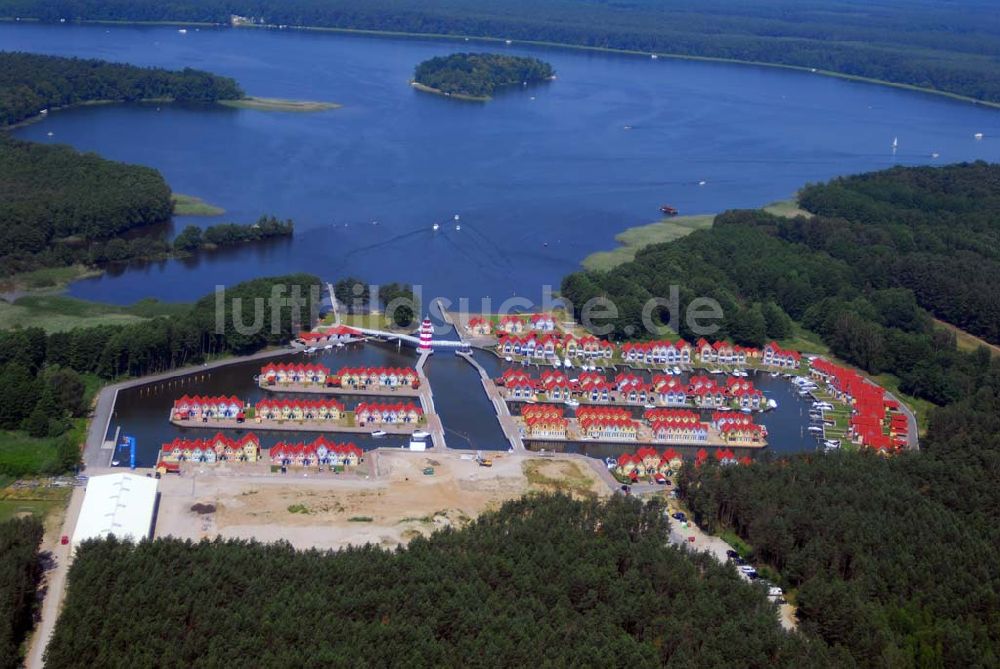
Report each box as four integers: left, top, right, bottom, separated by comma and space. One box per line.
413, 52, 554, 100
0, 51, 244, 127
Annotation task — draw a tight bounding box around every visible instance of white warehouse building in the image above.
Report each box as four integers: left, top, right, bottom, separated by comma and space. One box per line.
72, 473, 158, 550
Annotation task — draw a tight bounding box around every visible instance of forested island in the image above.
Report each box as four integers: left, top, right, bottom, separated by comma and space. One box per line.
413, 53, 554, 100
3, 0, 1000, 104
0, 51, 244, 126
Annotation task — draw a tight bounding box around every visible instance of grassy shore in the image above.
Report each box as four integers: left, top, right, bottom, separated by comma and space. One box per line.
933, 318, 1000, 357
410, 81, 490, 102
0, 265, 102, 296
582, 197, 806, 272
172, 193, 225, 216
218, 96, 341, 112
0, 294, 190, 332
582, 214, 714, 271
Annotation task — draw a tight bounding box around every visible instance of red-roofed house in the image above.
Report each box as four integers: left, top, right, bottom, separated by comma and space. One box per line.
467, 316, 492, 336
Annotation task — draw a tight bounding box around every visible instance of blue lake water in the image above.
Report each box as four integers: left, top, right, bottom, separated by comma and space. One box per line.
5, 22, 1000, 305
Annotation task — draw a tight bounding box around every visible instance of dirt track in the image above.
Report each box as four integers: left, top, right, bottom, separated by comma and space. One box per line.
154, 451, 607, 551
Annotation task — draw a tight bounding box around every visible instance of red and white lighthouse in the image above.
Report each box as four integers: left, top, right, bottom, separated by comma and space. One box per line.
418, 317, 434, 354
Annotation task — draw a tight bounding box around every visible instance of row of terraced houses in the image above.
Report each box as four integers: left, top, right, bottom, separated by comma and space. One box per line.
810, 358, 906, 452
615, 447, 750, 477
259, 364, 419, 389
159, 433, 261, 464
269, 437, 363, 467
158, 434, 363, 468
469, 313, 558, 336
495, 332, 802, 370
354, 402, 423, 425
255, 398, 345, 422
498, 369, 767, 410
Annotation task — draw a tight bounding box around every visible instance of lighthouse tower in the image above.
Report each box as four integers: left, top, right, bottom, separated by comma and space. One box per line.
417, 317, 434, 354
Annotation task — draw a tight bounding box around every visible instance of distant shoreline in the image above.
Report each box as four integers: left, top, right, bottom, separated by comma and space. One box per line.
4, 17, 1000, 111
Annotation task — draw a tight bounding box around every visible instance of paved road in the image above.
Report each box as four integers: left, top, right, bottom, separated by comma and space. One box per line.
24, 486, 85, 669
660, 499, 797, 631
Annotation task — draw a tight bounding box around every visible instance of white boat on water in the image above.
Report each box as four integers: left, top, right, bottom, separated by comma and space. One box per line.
563, 357, 573, 368
975, 132, 984, 140
644, 403, 656, 410
770, 371, 780, 378
766, 399, 778, 409
371, 430, 387, 438
708, 368, 724, 375
178, 28, 187, 34
504, 356, 513, 362
740, 407, 753, 414
673, 366, 682, 375
564, 398, 580, 408
323, 344, 333, 350
412, 430, 430, 439
432, 223, 440, 231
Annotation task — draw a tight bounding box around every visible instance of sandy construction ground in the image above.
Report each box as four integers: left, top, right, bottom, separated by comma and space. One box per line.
154, 450, 608, 551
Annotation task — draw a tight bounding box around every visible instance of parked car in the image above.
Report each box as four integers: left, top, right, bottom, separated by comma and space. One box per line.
60, 535, 68, 545
671, 512, 686, 521
725, 549, 739, 559
653, 472, 667, 485
687, 536, 696, 543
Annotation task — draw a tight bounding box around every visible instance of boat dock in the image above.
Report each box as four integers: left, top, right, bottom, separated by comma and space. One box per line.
456, 350, 525, 452
415, 350, 448, 449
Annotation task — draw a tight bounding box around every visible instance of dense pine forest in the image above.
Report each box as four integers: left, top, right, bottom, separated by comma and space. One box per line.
796, 163, 1000, 345
561, 162, 999, 406
0, 517, 43, 669
45, 494, 843, 667
0, 274, 320, 475
0, 51, 243, 127
414, 53, 553, 99
1, 0, 999, 103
